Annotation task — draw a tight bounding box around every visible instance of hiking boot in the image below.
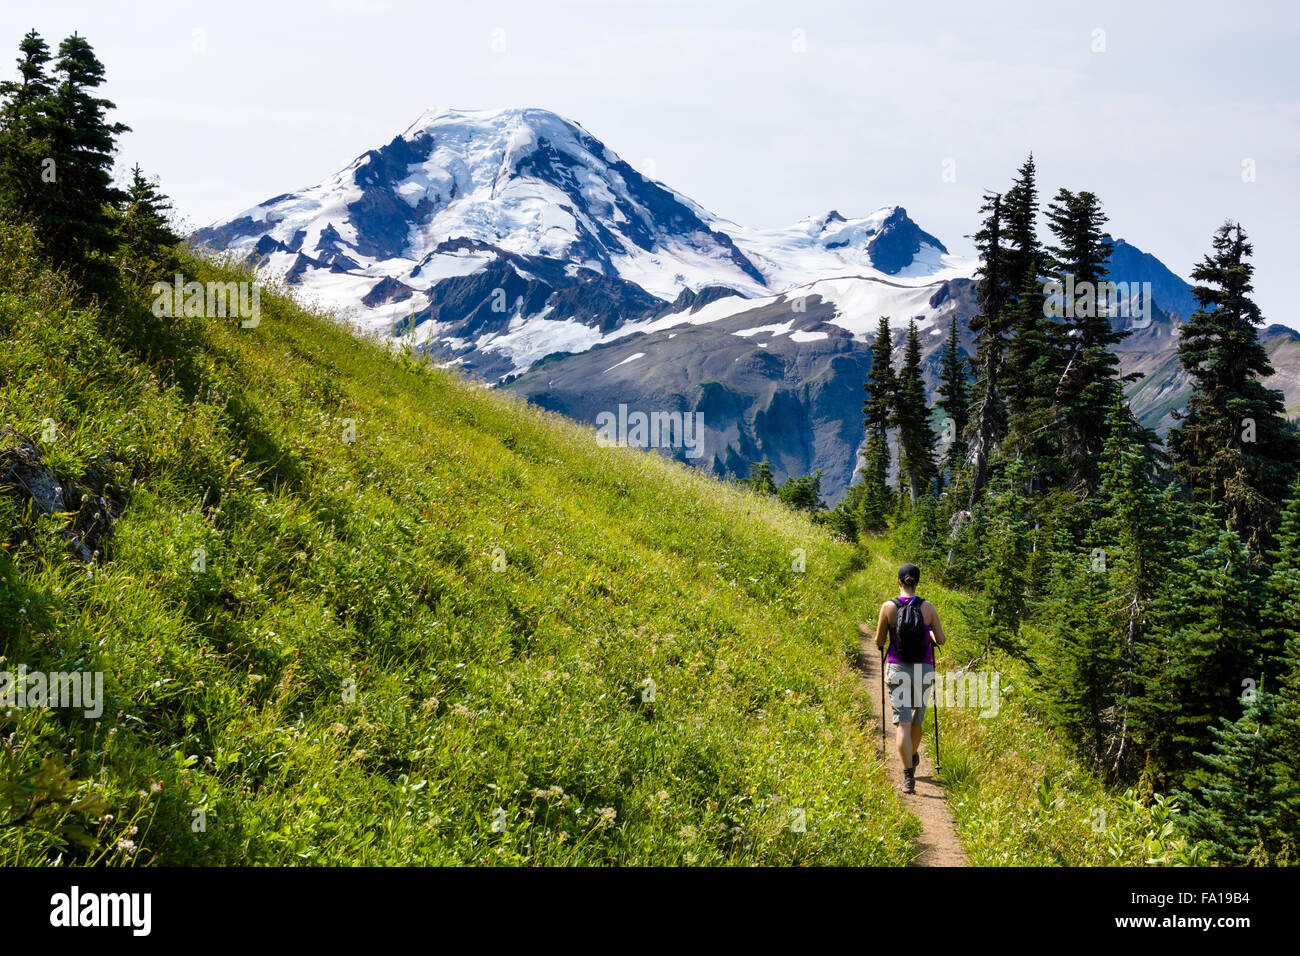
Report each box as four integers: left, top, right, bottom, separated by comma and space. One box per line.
903, 767, 916, 794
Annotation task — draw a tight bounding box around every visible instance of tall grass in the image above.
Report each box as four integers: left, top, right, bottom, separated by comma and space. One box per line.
0, 224, 919, 865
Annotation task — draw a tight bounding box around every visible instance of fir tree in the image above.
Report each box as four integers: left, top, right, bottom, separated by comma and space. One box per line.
0, 30, 57, 226
1271, 636, 1300, 858
1168, 222, 1299, 554
1, 29, 56, 107
995, 156, 1067, 493
968, 458, 1034, 657
42, 33, 129, 281
1004, 270, 1066, 492
858, 316, 897, 532
857, 438, 893, 533
913, 492, 944, 559
1094, 403, 1170, 778
935, 316, 969, 483
1138, 511, 1267, 784
1262, 482, 1300, 855
963, 191, 1011, 503
946, 191, 1010, 565
1263, 479, 1300, 669
1183, 689, 1282, 865
1002, 154, 1043, 297
895, 319, 937, 503
740, 460, 777, 496
117, 163, 179, 279
1045, 188, 1127, 495
1032, 540, 1120, 769
777, 470, 824, 512
819, 482, 863, 542
863, 315, 897, 443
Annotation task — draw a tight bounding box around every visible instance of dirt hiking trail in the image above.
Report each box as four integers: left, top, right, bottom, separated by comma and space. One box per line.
857, 626, 969, 867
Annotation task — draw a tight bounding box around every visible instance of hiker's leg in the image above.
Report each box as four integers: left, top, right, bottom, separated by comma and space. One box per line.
895, 721, 912, 770
909, 720, 924, 767
885, 662, 914, 771
912, 665, 934, 767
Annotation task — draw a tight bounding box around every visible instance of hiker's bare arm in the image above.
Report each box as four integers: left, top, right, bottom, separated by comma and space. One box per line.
925, 602, 947, 646
874, 602, 892, 651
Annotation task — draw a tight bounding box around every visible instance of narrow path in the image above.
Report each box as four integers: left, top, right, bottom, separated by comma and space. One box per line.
857, 625, 968, 867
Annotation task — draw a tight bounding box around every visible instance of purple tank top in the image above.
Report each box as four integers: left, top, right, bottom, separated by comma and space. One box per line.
886, 595, 934, 665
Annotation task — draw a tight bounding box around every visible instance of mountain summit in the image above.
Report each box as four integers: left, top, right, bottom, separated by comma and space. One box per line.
193, 106, 963, 340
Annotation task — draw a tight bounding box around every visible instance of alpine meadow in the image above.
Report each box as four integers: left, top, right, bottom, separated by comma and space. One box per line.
1, 2, 1298, 910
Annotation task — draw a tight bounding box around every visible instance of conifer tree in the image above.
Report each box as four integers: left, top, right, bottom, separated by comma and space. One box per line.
914, 492, 944, 559
858, 439, 893, 533
117, 163, 180, 279
858, 316, 897, 531
1254, 482, 1300, 853
1093, 403, 1170, 778
936, 316, 969, 482
1168, 222, 1299, 554
777, 470, 824, 512
1183, 689, 1282, 865
1263, 479, 1300, 670
993, 156, 1067, 493
1270, 634, 1300, 855
863, 315, 897, 441
1137, 511, 1267, 783
1004, 271, 1066, 491
968, 458, 1034, 657
1002, 154, 1043, 298
1, 29, 55, 108
740, 460, 777, 496
1032, 540, 1119, 769
1045, 188, 1127, 495
820, 481, 865, 542
0, 30, 57, 225
895, 319, 937, 503
963, 191, 1010, 503
42, 33, 129, 281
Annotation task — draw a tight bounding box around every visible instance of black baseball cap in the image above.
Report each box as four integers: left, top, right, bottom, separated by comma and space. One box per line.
897, 563, 921, 584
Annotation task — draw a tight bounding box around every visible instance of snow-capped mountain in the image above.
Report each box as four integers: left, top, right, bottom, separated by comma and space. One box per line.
192, 107, 968, 377
194, 106, 1298, 501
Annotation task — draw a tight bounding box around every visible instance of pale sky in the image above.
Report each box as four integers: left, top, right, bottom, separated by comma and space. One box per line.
4, 0, 1297, 328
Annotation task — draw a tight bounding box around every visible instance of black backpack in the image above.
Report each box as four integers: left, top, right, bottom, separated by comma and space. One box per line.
892, 596, 929, 664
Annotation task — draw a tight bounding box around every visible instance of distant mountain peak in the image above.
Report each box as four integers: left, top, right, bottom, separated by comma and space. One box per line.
194, 108, 963, 320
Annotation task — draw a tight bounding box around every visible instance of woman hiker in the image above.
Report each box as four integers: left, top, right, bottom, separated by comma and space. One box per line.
874, 562, 947, 794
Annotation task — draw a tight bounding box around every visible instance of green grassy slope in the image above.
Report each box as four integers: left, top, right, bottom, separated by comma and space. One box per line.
0, 224, 917, 865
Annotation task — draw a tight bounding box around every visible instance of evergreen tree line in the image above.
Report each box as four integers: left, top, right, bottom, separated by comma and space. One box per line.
0, 29, 178, 289
834, 155, 1300, 864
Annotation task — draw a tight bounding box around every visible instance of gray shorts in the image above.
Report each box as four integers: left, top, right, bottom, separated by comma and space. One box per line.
885, 661, 935, 725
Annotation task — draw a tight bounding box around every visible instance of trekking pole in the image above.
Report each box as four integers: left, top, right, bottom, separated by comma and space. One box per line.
879, 648, 887, 762
932, 639, 941, 772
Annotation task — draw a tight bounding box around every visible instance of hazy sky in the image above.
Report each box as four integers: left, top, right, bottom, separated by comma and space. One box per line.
4, 0, 1297, 327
